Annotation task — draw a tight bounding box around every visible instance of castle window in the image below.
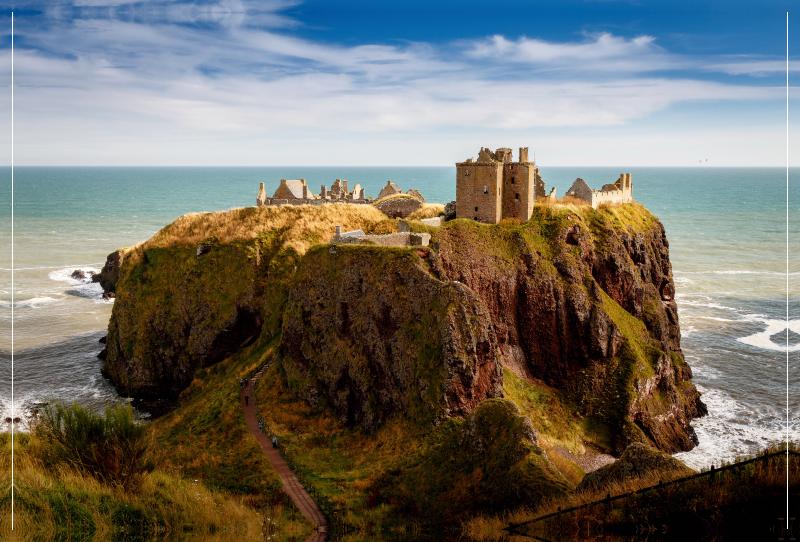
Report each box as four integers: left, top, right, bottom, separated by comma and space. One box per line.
465, 170, 469, 176
515, 194, 519, 200
511, 177, 515, 184
475, 207, 478, 212
483, 185, 488, 194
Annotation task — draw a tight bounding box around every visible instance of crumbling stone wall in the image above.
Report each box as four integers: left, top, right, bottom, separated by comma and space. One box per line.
377, 181, 402, 200
331, 228, 431, 247
374, 196, 422, 219
257, 179, 421, 215
566, 174, 633, 208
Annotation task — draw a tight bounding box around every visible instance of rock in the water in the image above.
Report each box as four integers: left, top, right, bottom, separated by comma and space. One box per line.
71, 270, 87, 280
576, 442, 696, 492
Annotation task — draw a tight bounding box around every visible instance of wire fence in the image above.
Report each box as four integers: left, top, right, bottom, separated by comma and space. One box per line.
504, 447, 800, 539
246, 362, 360, 540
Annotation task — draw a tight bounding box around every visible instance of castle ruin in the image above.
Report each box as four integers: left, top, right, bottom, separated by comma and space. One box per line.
256, 179, 424, 211
454, 146, 633, 222
257, 178, 370, 207
565, 174, 633, 209
455, 147, 546, 223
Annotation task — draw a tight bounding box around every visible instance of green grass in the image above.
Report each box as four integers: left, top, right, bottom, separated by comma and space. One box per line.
1, 432, 297, 540
150, 338, 285, 497
34, 402, 153, 491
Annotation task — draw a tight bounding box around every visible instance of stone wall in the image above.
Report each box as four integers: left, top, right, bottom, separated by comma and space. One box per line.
374, 196, 422, 218
258, 198, 372, 207
456, 162, 503, 223
501, 162, 536, 222
332, 231, 431, 247
566, 174, 633, 209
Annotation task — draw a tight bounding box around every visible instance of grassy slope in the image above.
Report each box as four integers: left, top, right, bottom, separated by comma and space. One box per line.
0, 432, 290, 541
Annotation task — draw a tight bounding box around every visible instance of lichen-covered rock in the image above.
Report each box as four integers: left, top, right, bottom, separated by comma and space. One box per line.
576, 442, 696, 492
281, 244, 504, 429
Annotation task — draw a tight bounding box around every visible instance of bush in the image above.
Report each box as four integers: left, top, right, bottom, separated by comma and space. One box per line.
35, 402, 154, 491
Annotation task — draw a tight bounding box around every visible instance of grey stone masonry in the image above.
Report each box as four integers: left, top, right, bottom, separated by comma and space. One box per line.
331, 226, 430, 247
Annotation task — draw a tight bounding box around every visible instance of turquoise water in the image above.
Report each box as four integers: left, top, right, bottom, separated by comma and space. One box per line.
0, 166, 798, 468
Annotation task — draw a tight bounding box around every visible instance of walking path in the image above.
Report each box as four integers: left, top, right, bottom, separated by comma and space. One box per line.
241, 374, 328, 540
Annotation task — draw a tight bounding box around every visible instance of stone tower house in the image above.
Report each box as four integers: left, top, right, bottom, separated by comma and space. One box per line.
456, 147, 544, 224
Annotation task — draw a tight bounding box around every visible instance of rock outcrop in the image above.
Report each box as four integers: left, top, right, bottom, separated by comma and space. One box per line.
576, 442, 696, 492
281, 244, 503, 429
92, 249, 125, 294
101, 242, 267, 398
374, 196, 422, 218
429, 206, 705, 453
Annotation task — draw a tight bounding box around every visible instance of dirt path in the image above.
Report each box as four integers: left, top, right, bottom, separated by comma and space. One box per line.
240, 382, 328, 540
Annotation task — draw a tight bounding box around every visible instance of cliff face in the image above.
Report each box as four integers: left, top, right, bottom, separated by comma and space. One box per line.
428, 207, 705, 453
102, 242, 267, 398
280, 245, 503, 429
101, 204, 393, 400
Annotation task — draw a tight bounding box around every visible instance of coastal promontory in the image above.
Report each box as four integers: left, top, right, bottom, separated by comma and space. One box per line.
98, 200, 706, 520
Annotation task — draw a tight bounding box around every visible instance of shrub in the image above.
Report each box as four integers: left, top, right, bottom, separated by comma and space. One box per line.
35, 402, 154, 491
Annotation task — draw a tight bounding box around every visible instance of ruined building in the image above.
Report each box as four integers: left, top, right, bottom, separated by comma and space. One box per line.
565, 174, 633, 209
256, 179, 427, 219
257, 179, 368, 207
456, 147, 546, 223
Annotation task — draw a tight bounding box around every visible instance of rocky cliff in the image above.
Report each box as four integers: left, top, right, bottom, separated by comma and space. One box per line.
426, 207, 706, 453
281, 244, 503, 429
102, 203, 705, 454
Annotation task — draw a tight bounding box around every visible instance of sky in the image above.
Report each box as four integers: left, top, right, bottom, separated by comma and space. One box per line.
0, 0, 797, 166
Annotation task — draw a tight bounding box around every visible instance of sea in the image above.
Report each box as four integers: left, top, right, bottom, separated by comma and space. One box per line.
0, 166, 797, 470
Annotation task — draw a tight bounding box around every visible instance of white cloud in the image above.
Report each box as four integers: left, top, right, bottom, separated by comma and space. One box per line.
708, 59, 800, 76
463, 32, 685, 73
0, 4, 797, 165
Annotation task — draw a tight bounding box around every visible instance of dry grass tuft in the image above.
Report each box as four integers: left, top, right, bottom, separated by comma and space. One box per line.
373, 193, 417, 204
536, 196, 592, 209
123, 203, 388, 265
407, 203, 445, 220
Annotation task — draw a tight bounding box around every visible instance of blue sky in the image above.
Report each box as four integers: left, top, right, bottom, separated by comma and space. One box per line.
0, 0, 797, 166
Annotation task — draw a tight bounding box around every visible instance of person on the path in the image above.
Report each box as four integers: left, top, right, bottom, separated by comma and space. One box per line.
258, 419, 263, 433
245, 394, 249, 406
272, 436, 277, 450
244, 378, 249, 388
239, 378, 244, 388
